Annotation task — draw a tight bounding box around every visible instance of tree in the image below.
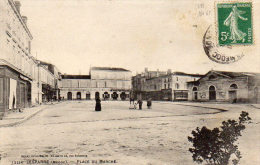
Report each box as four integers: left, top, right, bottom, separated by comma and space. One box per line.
188, 111, 251, 165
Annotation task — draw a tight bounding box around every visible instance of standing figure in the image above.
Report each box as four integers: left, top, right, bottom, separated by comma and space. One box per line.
224, 5, 248, 43
95, 97, 101, 111
137, 99, 143, 110
147, 98, 152, 109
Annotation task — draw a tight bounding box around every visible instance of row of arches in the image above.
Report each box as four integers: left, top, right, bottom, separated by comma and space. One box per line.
67, 91, 127, 100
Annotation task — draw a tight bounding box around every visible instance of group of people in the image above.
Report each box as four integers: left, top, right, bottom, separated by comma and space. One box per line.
94, 97, 152, 112
129, 98, 152, 110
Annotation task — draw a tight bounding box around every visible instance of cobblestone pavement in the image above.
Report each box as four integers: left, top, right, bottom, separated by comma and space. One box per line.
0, 101, 259, 165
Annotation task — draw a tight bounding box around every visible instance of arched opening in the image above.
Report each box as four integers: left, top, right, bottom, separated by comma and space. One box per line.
175, 83, 179, 89
103, 92, 109, 100
229, 84, 238, 103
254, 87, 258, 103
112, 92, 118, 100
209, 86, 216, 101
120, 92, 126, 100
192, 87, 198, 100
76, 92, 81, 100
86, 92, 91, 100
67, 92, 72, 100
95, 92, 100, 99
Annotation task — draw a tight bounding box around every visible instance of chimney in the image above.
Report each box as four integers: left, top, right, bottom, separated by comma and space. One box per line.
22, 16, 27, 24
14, 1, 21, 13
167, 69, 172, 75
144, 67, 148, 73
156, 69, 159, 77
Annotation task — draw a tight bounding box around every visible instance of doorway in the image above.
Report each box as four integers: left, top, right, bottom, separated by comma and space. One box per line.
76, 92, 81, 100
67, 92, 72, 100
192, 87, 198, 100
209, 86, 216, 101
86, 92, 91, 100
229, 84, 238, 103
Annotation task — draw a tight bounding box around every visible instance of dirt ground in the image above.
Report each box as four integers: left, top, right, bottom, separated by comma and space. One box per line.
0, 101, 259, 165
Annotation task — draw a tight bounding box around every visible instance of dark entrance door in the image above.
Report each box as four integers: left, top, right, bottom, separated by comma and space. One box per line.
229, 84, 238, 103
209, 86, 216, 101
254, 87, 258, 103
76, 92, 81, 100
192, 87, 198, 100
67, 92, 72, 100
20, 83, 26, 108
86, 93, 91, 100
120, 92, 126, 100
103, 92, 109, 100
112, 92, 118, 100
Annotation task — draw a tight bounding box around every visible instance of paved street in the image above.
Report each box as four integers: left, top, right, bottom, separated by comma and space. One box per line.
0, 101, 259, 165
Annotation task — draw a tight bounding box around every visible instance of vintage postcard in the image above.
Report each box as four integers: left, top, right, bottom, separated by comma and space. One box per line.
0, 0, 259, 165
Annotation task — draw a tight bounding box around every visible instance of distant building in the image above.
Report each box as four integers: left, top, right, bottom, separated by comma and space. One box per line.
60, 67, 132, 100
187, 70, 260, 103
132, 68, 202, 101
37, 61, 61, 102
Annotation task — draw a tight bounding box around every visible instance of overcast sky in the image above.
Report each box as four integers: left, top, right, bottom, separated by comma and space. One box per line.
19, 0, 260, 75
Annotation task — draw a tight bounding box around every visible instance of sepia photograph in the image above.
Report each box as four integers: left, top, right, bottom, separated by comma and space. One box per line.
0, 0, 259, 164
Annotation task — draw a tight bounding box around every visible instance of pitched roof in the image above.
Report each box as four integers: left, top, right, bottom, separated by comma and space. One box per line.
212, 70, 260, 78
172, 72, 203, 77
91, 67, 130, 72
198, 70, 260, 81
61, 75, 91, 79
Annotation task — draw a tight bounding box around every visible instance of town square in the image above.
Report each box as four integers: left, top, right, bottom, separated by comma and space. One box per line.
0, 101, 260, 165
0, 0, 260, 164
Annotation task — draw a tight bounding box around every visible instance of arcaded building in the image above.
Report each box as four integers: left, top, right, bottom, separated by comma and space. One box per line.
187, 70, 260, 103
60, 67, 132, 100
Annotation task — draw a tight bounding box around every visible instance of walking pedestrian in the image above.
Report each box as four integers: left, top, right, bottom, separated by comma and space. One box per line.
95, 97, 101, 111
147, 98, 152, 109
137, 99, 143, 110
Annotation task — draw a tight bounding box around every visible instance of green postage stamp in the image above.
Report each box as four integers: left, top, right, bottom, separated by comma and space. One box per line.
217, 2, 253, 46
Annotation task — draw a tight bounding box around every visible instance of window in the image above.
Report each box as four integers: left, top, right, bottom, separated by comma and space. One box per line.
175, 83, 179, 89
164, 84, 167, 89
176, 77, 178, 81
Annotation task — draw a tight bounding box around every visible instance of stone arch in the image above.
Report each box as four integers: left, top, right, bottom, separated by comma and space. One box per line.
229, 84, 238, 103
67, 92, 72, 100
192, 87, 198, 100
103, 91, 109, 100
112, 92, 118, 100
120, 92, 126, 100
86, 92, 91, 100
76, 92, 81, 100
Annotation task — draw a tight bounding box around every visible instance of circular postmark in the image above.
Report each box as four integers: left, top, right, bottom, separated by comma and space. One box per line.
203, 25, 245, 64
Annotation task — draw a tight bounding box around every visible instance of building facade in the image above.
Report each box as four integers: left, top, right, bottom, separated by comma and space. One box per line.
132, 68, 202, 101
0, 0, 61, 118
0, 0, 40, 117
38, 61, 61, 103
60, 67, 132, 100
187, 70, 260, 103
